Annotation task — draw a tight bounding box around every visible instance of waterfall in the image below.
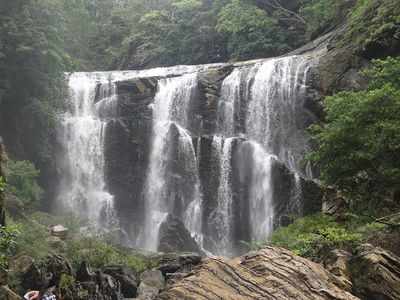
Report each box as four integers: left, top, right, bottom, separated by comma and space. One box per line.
141, 73, 203, 251
57, 55, 314, 255
57, 73, 117, 229
206, 136, 236, 256
217, 69, 241, 137
213, 55, 312, 247
246, 56, 311, 175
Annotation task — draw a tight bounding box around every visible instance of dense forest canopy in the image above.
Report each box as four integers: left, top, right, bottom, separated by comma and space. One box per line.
0, 0, 400, 298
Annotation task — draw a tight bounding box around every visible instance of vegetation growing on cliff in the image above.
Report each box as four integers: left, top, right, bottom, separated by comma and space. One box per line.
309, 57, 400, 210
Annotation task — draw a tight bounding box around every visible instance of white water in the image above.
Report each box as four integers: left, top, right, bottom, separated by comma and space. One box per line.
57, 73, 117, 228
209, 136, 236, 256
141, 73, 203, 251
245, 142, 275, 241
213, 56, 311, 247
246, 56, 311, 174
59, 55, 313, 254
217, 69, 241, 137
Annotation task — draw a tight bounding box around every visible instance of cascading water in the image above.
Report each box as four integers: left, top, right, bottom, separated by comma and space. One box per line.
57, 55, 315, 255
246, 56, 311, 174
140, 73, 203, 251
57, 73, 117, 229
210, 136, 235, 256
210, 56, 312, 250
217, 69, 241, 137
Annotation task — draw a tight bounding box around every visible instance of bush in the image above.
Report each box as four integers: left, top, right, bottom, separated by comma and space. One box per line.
270, 214, 362, 258
64, 237, 151, 273
0, 225, 20, 270
309, 57, 400, 209
0, 176, 5, 193
5, 160, 43, 206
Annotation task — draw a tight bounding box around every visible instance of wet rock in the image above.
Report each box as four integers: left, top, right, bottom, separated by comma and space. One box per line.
158, 246, 359, 300
103, 266, 138, 298
197, 66, 233, 135
157, 253, 202, 276
157, 215, 202, 254
350, 244, 400, 300
137, 270, 165, 300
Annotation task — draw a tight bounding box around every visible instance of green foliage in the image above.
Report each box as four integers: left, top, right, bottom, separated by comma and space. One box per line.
0, 176, 5, 193
11, 218, 51, 260
309, 57, 400, 207
65, 236, 151, 273
300, 0, 341, 37
5, 160, 43, 205
59, 274, 75, 291
216, 0, 290, 60
270, 214, 362, 257
346, 0, 400, 55
0, 225, 20, 270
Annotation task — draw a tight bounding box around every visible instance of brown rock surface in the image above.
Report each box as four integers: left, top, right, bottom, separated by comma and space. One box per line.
350, 244, 400, 300
158, 246, 359, 300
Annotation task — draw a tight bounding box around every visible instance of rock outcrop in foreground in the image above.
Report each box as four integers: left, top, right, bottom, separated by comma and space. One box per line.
158, 246, 359, 300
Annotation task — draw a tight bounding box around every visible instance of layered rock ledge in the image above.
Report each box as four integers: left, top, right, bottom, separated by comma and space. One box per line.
158, 246, 359, 300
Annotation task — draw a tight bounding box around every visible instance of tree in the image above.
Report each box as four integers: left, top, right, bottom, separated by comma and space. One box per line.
217, 0, 290, 60
309, 57, 400, 208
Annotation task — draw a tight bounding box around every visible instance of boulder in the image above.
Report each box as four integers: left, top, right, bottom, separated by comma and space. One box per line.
350, 244, 400, 300
157, 253, 202, 276
158, 246, 359, 300
157, 215, 202, 254
103, 265, 138, 298
21, 255, 73, 291
49, 224, 68, 240
137, 270, 165, 300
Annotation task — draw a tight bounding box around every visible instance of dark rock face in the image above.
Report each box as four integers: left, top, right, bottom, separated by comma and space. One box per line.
104, 78, 155, 241
103, 266, 138, 298
157, 253, 202, 276
196, 67, 234, 135
158, 215, 202, 254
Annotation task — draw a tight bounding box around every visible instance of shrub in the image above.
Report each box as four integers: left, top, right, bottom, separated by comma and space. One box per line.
0, 225, 20, 270
5, 160, 43, 206
309, 57, 400, 209
270, 214, 362, 258
65, 236, 151, 273
0, 176, 5, 193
